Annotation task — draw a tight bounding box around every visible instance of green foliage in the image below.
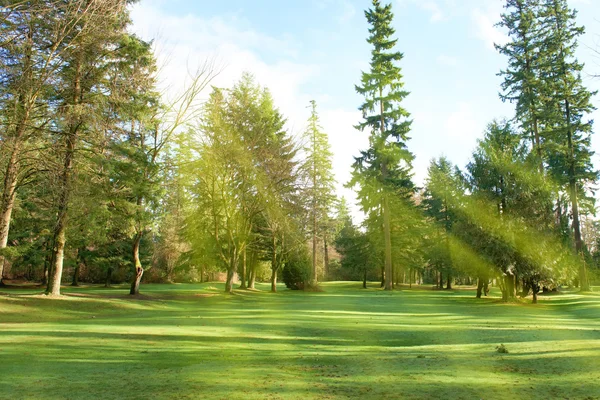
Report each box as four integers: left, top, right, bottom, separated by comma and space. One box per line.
282, 249, 311, 290
350, 0, 415, 290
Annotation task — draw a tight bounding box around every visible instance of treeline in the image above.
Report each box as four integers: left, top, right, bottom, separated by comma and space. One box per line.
0, 0, 340, 295
336, 0, 599, 302
0, 0, 598, 300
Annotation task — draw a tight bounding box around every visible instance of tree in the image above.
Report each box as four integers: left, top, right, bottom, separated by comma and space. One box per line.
300, 100, 335, 285
422, 157, 460, 289
540, 0, 597, 291
187, 74, 298, 293
351, 0, 414, 291
46, 0, 133, 296
497, 0, 546, 171
0, 1, 102, 284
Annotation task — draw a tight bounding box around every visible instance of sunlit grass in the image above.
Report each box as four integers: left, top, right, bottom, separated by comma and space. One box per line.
1, 282, 599, 399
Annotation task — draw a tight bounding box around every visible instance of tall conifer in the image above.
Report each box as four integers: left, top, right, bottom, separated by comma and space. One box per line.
352, 0, 413, 291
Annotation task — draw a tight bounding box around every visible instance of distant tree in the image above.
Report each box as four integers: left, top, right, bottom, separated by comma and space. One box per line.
422, 157, 460, 289
300, 100, 335, 285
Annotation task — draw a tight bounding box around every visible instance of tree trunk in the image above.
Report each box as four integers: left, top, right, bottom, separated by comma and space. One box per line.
239, 247, 247, 290
312, 205, 317, 285
47, 138, 74, 296
363, 268, 367, 289
270, 268, 278, 293
271, 233, 278, 292
105, 267, 112, 288
323, 235, 329, 281
446, 273, 452, 290
248, 262, 256, 289
71, 247, 84, 287
476, 276, 484, 298
380, 266, 385, 288
42, 248, 51, 286
502, 272, 515, 302
130, 232, 143, 295
382, 192, 393, 291
225, 260, 234, 294
0, 142, 21, 285
438, 271, 443, 290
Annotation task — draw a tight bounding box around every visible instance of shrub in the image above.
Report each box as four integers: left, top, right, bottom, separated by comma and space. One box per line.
282, 250, 311, 290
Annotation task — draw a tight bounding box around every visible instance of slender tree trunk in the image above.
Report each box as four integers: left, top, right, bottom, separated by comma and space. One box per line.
446, 273, 452, 290
531, 279, 540, 304
248, 261, 256, 289
438, 271, 443, 290
225, 257, 235, 294
323, 235, 329, 281
130, 232, 144, 295
270, 268, 278, 293
312, 203, 317, 285
0, 141, 21, 285
382, 192, 393, 291
363, 268, 367, 289
105, 267, 112, 288
42, 248, 51, 286
71, 248, 83, 287
271, 234, 278, 292
239, 247, 247, 289
380, 266, 385, 288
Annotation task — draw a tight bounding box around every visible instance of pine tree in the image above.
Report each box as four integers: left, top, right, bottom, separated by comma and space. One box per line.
351, 0, 413, 290
46, 0, 132, 296
540, 0, 597, 291
301, 100, 335, 285
496, 0, 546, 171
422, 157, 459, 289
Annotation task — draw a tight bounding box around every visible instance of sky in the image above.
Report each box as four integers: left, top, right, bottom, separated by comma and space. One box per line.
130, 0, 600, 222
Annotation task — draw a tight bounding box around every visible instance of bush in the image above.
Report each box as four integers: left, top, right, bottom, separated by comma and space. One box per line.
282, 251, 311, 290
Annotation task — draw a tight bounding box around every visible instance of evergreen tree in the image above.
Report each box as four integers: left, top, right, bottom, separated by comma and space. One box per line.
540, 0, 597, 291
497, 0, 548, 172
301, 100, 335, 285
351, 0, 414, 291
46, 0, 133, 296
422, 157, 459, 289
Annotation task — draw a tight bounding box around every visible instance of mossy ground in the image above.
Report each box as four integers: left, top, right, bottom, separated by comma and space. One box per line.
1, 282, 599, 399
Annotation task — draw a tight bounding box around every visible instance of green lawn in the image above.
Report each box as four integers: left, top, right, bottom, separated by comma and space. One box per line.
1, 282, 599, 400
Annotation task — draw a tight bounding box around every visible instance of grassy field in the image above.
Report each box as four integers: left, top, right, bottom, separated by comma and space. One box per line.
1, 282, 599, 400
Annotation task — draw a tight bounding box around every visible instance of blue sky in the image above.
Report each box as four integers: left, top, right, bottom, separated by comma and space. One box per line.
131, 0, 600, 221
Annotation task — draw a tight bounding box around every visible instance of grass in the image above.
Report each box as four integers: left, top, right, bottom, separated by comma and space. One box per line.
1, 282, 600, 400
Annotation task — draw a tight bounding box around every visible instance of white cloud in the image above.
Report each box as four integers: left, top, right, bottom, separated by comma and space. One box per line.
130, 2, 317, 124
445, 102, 480, 140
471, 7, 509, 50
422, 1, 444, 23
130, 1, 367, 222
